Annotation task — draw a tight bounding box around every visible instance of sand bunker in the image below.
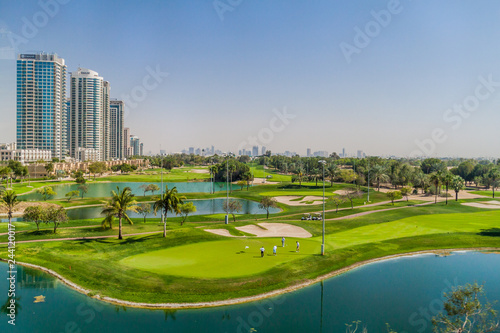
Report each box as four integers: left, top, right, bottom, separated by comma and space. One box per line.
462, 201, 500, 209
274, 196, 324, 206
236, 223, 312, 238
189, 169, 209, 174
204, 229, 238, 237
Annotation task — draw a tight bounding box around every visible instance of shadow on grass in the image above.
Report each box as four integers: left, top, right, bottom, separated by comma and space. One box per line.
26, 230, 53, 237
479, 228, 500, 237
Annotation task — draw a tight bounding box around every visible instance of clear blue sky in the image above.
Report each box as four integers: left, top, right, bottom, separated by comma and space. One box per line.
1, 0, 500, 157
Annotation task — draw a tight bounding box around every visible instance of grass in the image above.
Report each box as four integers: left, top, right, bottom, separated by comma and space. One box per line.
96, 167, 210, 182
469, 190, 497, 198
120, 238, 317, 278
2, 180, 499, 305
249, 164, 292, 182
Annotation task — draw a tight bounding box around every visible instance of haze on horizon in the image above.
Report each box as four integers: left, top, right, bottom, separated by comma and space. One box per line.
1, 0, 500, 158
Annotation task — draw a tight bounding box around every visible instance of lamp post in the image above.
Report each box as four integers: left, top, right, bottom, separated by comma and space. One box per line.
224, 153, 232, 224
367, 162, 370, 203
161, 157, 164, 224
319, 160, 326, 256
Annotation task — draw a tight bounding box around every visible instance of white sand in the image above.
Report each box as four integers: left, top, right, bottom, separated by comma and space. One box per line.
189, 169, 209, 174
274, 195, 325, 206
236, 223, 312, 238
204, 229, 238, 237
462, 201, 500, 209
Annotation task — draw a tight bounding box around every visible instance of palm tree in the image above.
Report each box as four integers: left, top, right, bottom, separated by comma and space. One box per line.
0, 190, 20, 228
228, 162, 236, 193
451, 175, 465, 201
370, 164, 389, 191
101, 187, 138, 240
327, 164, 339, 187
153, 186, 185, 237
430, 171, 443, 204
488, 168, 500, 198
442, 172, 454, 205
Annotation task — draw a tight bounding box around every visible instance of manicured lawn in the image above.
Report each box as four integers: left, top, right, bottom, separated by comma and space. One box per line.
121, 238, 318, 278
469, 190, 497, 198
96, 167, 210, 182
2, 182, 500, 305
250, 164, 292, 182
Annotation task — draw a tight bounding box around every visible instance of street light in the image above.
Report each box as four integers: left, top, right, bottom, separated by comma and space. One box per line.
224, 152, 233, 224
319, 160, 326, 256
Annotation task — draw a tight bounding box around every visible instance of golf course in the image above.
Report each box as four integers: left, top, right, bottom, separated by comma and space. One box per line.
1, 163, 499, 307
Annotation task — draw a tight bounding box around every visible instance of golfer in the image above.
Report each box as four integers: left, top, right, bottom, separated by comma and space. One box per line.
260, 246, 265, 257
296, 241, 300, 252
281, 237, 285, 247
273, 245, 277, 256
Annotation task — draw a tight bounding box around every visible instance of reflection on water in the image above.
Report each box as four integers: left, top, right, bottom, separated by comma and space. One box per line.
20, 181, 239, 201
0, 252, 499, 332
66, 198, 280, 220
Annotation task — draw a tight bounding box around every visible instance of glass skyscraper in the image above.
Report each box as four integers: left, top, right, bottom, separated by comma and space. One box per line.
16, 53, 67, 159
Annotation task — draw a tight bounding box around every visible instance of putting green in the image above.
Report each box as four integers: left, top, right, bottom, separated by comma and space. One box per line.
120, 238, 319, 278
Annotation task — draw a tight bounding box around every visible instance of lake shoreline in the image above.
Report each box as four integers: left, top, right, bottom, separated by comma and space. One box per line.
4, 247, 499, 310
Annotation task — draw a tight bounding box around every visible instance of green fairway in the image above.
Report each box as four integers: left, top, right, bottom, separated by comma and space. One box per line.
326, 210, 500, 250
96, 167, 210, 182
120, 237, 318, 278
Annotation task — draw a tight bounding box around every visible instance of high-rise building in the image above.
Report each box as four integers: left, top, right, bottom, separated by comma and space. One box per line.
261, 146, 267, 155
252, 146, 259, 156
307, 148, 311, 157
130, 136, 141, 156
124, 127, 131, 157
16, 53, 67, 159
102, 81, 111, 160
69, 68, 105, 161
109, 100, 124, 159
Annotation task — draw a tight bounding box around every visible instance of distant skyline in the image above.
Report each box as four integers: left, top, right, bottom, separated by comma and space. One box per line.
1, 1, 500, 158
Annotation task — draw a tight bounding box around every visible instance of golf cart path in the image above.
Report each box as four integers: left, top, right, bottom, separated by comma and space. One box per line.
0, 230, 163, 245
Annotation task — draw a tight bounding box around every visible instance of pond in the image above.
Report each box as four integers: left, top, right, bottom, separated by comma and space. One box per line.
65, 198, 281, 220
19, 181, 239, 201
0, 251, 499, 332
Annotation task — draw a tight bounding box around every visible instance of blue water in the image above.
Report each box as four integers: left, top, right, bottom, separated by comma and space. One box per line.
65, 198, 280, 220
0, 251, 499, 332
19, 181, 238, 201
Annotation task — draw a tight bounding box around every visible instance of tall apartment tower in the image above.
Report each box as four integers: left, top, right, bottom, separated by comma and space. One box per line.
102, 81, 111, 161
16, 53, 67, 159
109, 100, 124, 159
123, 127, 131, 158
69, 68, 105, 160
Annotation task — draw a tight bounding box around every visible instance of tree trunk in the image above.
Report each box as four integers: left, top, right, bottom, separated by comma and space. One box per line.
266, 209, 269, 219
493, 186, 495, 199
163, 212, 167, 237
455, 191, 458, 201
53, 223, 57, 233
118, 216, 123, 240
445, 188, 448, 205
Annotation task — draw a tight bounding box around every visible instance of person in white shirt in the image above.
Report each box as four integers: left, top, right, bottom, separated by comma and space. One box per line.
260, 246, 265, 257
273, 245, 277, 256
